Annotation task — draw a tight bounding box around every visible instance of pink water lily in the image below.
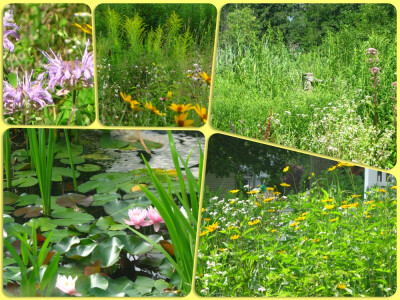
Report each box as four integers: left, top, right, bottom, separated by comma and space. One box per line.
124, 207, 152, 229
147, 206, 164, 232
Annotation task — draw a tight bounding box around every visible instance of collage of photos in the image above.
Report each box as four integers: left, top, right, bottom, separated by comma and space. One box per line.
2, 2, 398, 298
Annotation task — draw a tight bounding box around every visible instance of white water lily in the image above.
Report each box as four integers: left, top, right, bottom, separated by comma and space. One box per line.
56, 275, 81, 296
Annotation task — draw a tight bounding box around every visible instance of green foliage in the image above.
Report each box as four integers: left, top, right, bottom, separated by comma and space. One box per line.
96, 4, 216, 126
213, 4, 396, 169
197, 166, 396, 296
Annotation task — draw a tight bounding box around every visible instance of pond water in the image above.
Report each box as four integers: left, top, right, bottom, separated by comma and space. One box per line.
104, 131, 204, 177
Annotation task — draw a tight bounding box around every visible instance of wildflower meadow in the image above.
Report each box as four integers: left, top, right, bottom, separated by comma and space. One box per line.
197, 165, 396, 297
96, 4, 216, 127
2, 4, 95, 125
211, 4, 396, 169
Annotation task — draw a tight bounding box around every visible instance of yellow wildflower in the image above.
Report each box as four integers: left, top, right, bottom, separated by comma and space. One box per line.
248, 219, 261, 226
324, 204, 335, 210
193, 104, 207, 123
295, 226, 300, 231
266, 187, 274, 191
230, 200, 235, 204
290, 222, 300, 227
323, 255, 328, 260
301, 212, 309, 216
328, 166, 336, 171
174, 113, 194, 127
283, 166, 289, 173
329, 217, 339, 222
167, 91, 173, 99
391, 186, 397, 190
273, 191, 281, 195
144, 101, 166, 116
378, 188, 386, 193
337, 284, 346, 290
271, 229, 277, 233
199, 230, 209, 236
73, 23, 92, 34
277, 250, 286, 254
203, 218, 211, 222
201, 208, 206, 212
205, 222, 219, 233
267, 209, 275, 212
230, 189, 240, 194
351, 194, 361, 198
280, 183, 291, 187
201, 72, 211, 84
255, 202, 261, 207
230, 234, 240, 240
168, 103, 193, 113
247, 190, 259, 194
263, 197, 274, 203
321, 198, 334, 203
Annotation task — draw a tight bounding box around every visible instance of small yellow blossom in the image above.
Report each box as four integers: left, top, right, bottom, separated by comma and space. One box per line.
290, 222, 300, 227
295, 216, 305, 221
283, 166, 289, 173
167, 91, 172, 99
271, 229, 277, 233
193, 104, 207, 123
230, 200, 235, 204
168, 103, 193, 113
324, 204, 335, 210
323, 255, 328, 260
144, 101, 166, 116
268, 209, 275, 212
280, 183, 291, 187
301, 212, 309, 216
205, 222, 219, 233
277, 250, 286, 254
247, 190, 259, 194
266, 187, 274, 191
201, 72, 211, 84
328, 166, 337, 171
321, 198, 334, 203
174, 113, 194, 127
378, 188, 386, 193
201, 208, 206, 212
230, 234, 240, 240
263, 197, 274, 203
230, 189, 240, 194
248, 219, 261, 226
337, 284, 346, 290
199, 230, 209, 236
295, 226, 300, 231
329, 217, 339, 222
203, 218, 211, 222
351, 194, 362, 198
273, 191, 281, 195
391, 186, 397, 190
322, 212, 327, 215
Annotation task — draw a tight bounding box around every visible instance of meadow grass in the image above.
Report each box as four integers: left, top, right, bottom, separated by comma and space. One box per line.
196, 164, 397, 296
211, 28, 396, 169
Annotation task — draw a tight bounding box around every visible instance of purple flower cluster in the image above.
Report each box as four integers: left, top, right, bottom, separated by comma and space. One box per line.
39, 40, 94, 92
3, 71, 53, 115
3, 10, 20, 53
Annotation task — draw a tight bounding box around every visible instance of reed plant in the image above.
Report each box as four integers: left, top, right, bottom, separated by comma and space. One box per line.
3, 130, 12, 189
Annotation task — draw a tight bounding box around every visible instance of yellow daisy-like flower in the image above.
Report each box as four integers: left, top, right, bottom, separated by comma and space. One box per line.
323, 255, 328, 260
255, 202, 262, 207
277, 250, 286, 254
167, 91, 173, 99
322, 212, 327, 215
130, 100, 140, 111
201, 71, 211, 84
295, 216, 305, 221
168, 103, 193, 113
230, 234, 240, 240
248, 219, 261, 226
290, 222, 300, 227
364, 200, 375, 205
199, 230, 209, 236
144, 101, 166, 116
295, 226, 300, 231
280, 183, 291, 187
337, 162, 354, 167
230, 189, 240, 194
247, 190, 259, 194
337, 284, 346, 290
329, 217, 339, 222
227, 226, 239, 230
324, 204, 335, 210
328, 166, 337, 171
267, 209, 275, 212
302, 212, 309, 216
266, 187, 274, 191
321, 198, 334, 203
391, 186, 397, 190
273, 191, 281, 195
193, 104, 207, 123
283, 166, 289, 173
174, 113, 194, 127
201, 208, 206, 212
378, 188, 386, 193
230, 200, 235, 204
120, 91, 133, 103
351, 194, 362, 198
203, 218, 211, 222
271, 229, 277, 233
205, 222, 219, 233
263, 197, 274, 203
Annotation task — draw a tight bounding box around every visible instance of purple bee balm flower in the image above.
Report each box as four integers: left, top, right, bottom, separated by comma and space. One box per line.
39, 39, 94, 93
3, 10, 20, 53
123, 207, 152, 229
3, 71, 53, 115
147, 206, 164, 232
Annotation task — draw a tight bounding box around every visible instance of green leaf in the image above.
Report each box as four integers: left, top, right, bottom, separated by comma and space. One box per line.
65, 243, 97, 259
4, 191, 19, 204
100, 134, 130, 149
104, 199, 146, 223
56, 193, 94, 208
78, 179, 116, 193
53, 236, 80, 253
51, 211, 95, 226
91, 237, 124, 267
16, 194, 40, 206
92, 193, 121, 206
132, 276, 154, 295
52, 167, 80, 181
118, 235, 153, 255
60, 157, 85, 165
12, 177, 38, 187
89, 273, 109, 290
76, 164, 101, 172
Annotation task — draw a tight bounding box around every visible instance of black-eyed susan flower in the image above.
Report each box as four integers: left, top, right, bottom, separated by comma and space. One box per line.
201, 71, 211, 84
144, 101, 165, 116
174, 113, 194, 127
168, 103, 193, 113
193, 104, 207, 123
205, 222, 219, 233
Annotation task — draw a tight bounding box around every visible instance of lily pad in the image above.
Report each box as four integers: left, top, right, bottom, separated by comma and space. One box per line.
60, 157, 85, 165
91, 237, 124, 267
66, 243, 97, 259
14, 162, 31, 171
12, 176, 38, 188
26, 217, 57, 232
104, 199, 147, 223
53, 236, 81, 253
55, 143, 83, 158
4, 191, 18, 205
118, 235, 153, 255
81, 152, 112, 160
56, 193, 94, 208
100, 134, 130, 149
16, 194, 40, 206
92, 193, 121, 206
78, 179, 116, 194
131, 276, 154, 295
76, 164, 101, 172
13, 206, 42, 218
52, 167, 80, 181
90, 172, 131, 184
51, 210, 95, 226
